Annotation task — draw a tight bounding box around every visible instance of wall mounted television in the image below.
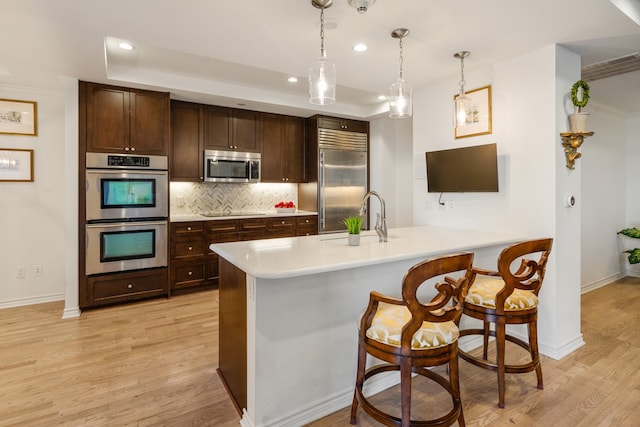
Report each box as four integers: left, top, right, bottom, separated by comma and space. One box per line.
425, 143, 499, 193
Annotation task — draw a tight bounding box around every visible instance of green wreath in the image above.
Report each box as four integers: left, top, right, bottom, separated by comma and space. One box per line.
571, 80, 590, 111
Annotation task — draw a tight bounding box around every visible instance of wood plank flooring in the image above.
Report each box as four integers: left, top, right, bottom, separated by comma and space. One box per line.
1, 276, 639, 426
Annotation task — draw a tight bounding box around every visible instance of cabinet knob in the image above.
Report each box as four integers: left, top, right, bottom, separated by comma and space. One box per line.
187, 226, 192, 231
188, 246, 193, 251
281, 221, 285, 224
305, 219, 309, 223
127, 283, 133, 289
130, 147, 135, 152
188, 271, 193, 276
124, 147, 130, 151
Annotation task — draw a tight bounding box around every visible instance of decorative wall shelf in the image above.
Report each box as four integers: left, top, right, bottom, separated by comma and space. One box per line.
560, 131, 594, 170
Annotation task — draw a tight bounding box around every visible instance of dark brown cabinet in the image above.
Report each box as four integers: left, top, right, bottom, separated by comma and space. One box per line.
82, 82, 170, 155
169, 216, 317, 291
260, 113, 305, 183
170, 100, 203, 181
85, 268, 168, 307
204, 106, 258, 152
317, 116, 368, 133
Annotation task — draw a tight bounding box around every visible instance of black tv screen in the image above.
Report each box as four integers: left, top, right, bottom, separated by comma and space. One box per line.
425, 143, 499, 193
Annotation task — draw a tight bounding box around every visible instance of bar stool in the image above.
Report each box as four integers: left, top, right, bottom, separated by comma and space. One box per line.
457, 238, 553, 408
350, 253, 474, 427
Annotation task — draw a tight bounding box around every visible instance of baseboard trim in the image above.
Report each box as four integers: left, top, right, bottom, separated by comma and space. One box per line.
0, 293, 64, 310
581, 272, 625, 294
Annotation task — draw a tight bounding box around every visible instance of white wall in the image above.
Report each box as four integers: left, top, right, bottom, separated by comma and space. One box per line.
627, 114, 640, 225
0, 85, 69, 309
411, 45, 584, 359
369, 116, 413, 228
580, 103, 628, 290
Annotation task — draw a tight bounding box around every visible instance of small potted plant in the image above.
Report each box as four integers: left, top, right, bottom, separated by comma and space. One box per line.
343, 215, 363, 246
568, 79, 590, 132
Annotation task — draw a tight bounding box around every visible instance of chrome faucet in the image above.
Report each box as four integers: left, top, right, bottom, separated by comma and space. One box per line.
359, 191, 387, 242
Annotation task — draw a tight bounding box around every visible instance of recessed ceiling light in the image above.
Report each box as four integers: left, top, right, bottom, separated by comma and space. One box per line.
288, 76, 298, 83
353, 43, 368, 52
377, 95, 388, 101
118, 42, 135, 50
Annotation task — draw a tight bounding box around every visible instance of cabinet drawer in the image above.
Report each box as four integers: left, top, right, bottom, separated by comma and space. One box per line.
240, 218, 268, 231
174, 237, 206, 258
88, 268, 168, 304
269, 218, 295, 237
296, 225, 317, 236
295, 216, 317, 227
241, 230, 268, 241
209, 232, 240, 244
208, 219, 239, 233
173, 263, 207, 289
173, 222, 204, 235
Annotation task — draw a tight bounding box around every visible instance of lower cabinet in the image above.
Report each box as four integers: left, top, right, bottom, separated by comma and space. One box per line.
85, 268, 168, 308
169, 215, 318, 291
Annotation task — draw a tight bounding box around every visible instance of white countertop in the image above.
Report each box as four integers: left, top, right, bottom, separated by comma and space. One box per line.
210, 225, 523, 279
170, 210, 317, 222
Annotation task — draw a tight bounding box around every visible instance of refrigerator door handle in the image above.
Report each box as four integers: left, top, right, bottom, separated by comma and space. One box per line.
319, 151, 325, 230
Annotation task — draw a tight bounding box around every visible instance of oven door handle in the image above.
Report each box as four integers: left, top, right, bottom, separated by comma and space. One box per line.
86, 169, 168, 176
86, 220, 168, 229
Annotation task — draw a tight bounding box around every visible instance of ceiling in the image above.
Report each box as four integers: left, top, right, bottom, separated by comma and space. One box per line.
1, 0, 640, 118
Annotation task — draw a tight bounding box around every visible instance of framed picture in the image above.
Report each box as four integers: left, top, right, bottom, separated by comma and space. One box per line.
0, 98, 37, 136
454, 85, 492, 139
0, 148, 34, 182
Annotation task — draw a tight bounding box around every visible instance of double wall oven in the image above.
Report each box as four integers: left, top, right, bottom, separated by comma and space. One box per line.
85, 152, 168, 276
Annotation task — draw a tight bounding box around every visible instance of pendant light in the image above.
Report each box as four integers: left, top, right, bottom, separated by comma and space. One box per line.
389, 28, 412, 118
454, 51, 471, 128
309, 0, 336, 105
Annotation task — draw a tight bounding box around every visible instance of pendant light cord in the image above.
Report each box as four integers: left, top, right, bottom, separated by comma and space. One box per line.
319, 7, 326, 59
398, 37, 404, 79
458, 55, 466, 96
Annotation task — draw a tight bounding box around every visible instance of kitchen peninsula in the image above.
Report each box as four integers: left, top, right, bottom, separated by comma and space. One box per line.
211, 225, 523, 427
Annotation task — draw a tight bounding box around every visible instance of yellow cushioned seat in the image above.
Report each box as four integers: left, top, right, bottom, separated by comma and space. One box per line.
465, 276, 538, 310
365, 302, 459, 349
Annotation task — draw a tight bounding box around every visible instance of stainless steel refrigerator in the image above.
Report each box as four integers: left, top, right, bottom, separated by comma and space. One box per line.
299, 119, 369, 234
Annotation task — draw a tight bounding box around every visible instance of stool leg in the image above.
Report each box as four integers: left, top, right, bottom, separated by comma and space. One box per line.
528, 320, 543, 390
495, 318, 506, 408
350, 342, 367, 424
450, 348, 465, 427
482, 320, 490, 360
400, 356, 413, 427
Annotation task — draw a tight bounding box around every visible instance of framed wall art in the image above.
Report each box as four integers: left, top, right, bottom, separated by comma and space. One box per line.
0, 98, 37, 136
0, 148, 34, 182
454, 85, 492, 139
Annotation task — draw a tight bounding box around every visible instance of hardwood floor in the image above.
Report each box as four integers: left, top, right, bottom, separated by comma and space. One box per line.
1, 276, 638, 426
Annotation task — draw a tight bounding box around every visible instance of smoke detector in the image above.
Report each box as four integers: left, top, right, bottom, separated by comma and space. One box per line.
348, 0, 376, 14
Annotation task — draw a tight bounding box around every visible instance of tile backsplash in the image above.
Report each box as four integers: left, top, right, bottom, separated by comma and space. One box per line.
170, 182, 298, 215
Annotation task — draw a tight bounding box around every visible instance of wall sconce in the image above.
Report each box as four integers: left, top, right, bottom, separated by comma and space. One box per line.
309, 0, 336, 105
453, 51, 471, 128
388, 28, 412, 118
560, 131, 594, 170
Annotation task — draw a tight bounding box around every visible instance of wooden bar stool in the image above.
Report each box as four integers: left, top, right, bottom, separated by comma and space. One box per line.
457, 238, 553, 408
350, 253, 474, 427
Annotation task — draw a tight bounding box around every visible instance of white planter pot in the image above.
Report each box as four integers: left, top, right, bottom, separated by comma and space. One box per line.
348, 234, 360, 246
568, 113, 589, 133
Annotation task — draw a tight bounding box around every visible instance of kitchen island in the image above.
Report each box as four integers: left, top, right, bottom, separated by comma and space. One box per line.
211, 225, 523, 427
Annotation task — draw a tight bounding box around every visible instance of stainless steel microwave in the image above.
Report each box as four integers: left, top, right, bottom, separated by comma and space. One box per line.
204, 150, 260, 183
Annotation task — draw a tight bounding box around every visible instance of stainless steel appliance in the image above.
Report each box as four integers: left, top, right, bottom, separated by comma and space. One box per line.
204, 150, 260, 183
86, 152, 168, 222
85, 220, 168, 275
317, 129, 368, 233
84, 152, 169, 276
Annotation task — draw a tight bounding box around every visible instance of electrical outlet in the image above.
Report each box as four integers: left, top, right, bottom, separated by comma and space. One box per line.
16, 266, 25, 278
34, 265, 42, 276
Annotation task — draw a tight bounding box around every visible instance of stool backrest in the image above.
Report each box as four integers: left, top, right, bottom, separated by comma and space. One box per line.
496, 238, 553, 307
400, 253, 474, 353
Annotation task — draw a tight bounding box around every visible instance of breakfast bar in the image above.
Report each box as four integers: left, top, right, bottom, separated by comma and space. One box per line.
211, 225, 523, 427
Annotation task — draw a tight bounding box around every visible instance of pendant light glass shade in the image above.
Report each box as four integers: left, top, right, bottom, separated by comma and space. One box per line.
454, 51, 471, 128
389, 28, 412, 118
389, 75, 412, 118
309, 58, 336, 105
309, 0, 336, 105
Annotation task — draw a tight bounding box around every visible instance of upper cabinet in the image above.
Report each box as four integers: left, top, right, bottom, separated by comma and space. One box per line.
317, 116, 369, 134
204, 106, 258, 152
82, 82, 170, 155
260, 114, 305, 183
171, 100, 203, 181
